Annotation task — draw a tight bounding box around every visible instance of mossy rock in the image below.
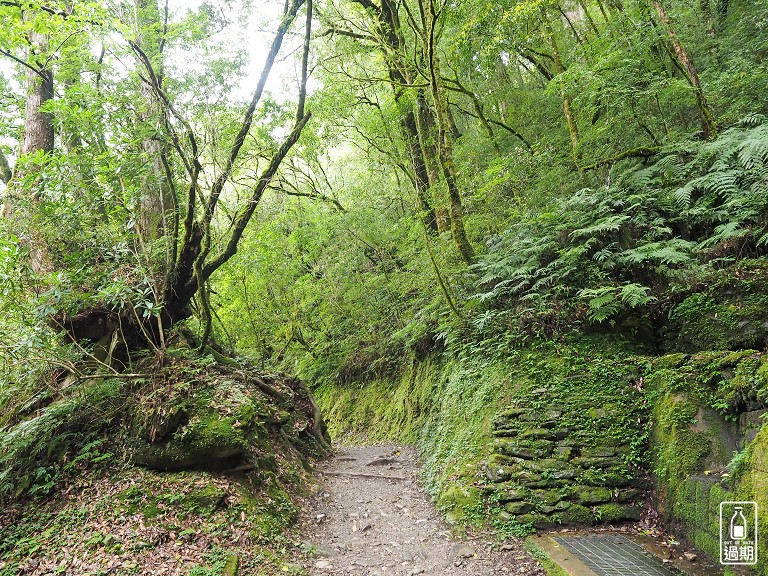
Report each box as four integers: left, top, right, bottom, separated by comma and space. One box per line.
494, 439, 553, 460
573, 456, 618, 470
506, 501, 535, 515
553, 445, 574, 459
579, 469, 633, 487
491, 485, 529, 503
545, 467, 578, 481
128, 364, 329, 471
186, 484, 227, 512
574, 486, 612, 505
595, 503, 641, 523
222, 554, 239, 576
527, 458, 567, 474
540, 501, 571, 514
580, 446, 620, 458
531, 489, 565, 506
132, 414, 256, 470
559, 504, 594, 526
520, 428, 558, 441
437, 485, 482, 519
664, 261, 768, 353
740, 425, 768, 572
616, 488, 641, 502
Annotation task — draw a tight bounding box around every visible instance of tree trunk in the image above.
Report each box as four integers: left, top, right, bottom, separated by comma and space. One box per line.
20, 55, 54, 161
651, 0, 717, 138
547, 24, 580, 158
134, 0, 175, 244
422, 0, 475, 264
699, 0, 716, 37
0, 149, 11, 185
4, 29, 55, 275
413, 88, 446, 232
360, 0, 438, 232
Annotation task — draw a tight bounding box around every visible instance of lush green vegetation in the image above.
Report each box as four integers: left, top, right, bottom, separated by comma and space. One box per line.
2, 0, 768, 573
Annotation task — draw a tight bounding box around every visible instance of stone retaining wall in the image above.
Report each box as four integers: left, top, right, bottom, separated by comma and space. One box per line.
484, 400, 645, 528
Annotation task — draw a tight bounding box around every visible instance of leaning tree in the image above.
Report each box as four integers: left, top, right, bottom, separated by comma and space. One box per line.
0, 0, 314, 356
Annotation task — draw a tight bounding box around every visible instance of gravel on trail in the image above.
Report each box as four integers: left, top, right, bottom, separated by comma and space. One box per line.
299, 444, 545, 576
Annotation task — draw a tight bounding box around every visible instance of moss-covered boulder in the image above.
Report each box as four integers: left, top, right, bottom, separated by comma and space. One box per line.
560, 504, 594, 526
664, 260, 768, 353
575, 486, 612, 505
129, 356, 329, 471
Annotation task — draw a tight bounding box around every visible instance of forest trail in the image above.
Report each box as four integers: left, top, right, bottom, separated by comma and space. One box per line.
299, 445, 544, 576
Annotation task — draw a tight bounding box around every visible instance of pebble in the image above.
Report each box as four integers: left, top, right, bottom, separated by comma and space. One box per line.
315, 560, 333, 569
683, 552, 697, 561
311, 545, 337, 558
449, 543, 476, 559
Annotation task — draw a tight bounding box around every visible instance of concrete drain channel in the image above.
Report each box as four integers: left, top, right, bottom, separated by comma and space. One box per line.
551, 534, 681, 576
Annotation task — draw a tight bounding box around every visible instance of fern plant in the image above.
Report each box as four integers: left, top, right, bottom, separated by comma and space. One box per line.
472, 113, 768, 328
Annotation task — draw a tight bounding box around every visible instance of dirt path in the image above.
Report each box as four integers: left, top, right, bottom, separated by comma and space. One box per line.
299, 445, 544, 576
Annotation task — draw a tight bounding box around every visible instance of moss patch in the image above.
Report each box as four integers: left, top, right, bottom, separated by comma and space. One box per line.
314, 336, 649, 531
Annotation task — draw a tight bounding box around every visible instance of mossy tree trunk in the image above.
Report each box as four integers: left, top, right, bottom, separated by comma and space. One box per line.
352, 0, 438, 233
419, 0, 475, 264
651, 0, 717, 139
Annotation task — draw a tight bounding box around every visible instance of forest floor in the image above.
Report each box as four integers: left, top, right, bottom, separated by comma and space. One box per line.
297, 444, 545, 576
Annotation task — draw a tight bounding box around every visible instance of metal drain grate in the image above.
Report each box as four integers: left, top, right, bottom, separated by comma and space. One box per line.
553, 535, 682, 576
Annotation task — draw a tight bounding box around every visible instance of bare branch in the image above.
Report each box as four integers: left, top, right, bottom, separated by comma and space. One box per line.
579, 146, 662, 171
202, 0, 306, 229
0, 48, 45, 78
201, 113, 312, 281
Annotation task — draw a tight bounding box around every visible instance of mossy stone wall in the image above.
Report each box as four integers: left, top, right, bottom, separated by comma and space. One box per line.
314, 338, 648, 531
647, 352, 768, 574
486, 400, 643, 528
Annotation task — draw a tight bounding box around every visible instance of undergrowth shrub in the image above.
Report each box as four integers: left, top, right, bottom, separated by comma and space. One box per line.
472, 114, 768, 332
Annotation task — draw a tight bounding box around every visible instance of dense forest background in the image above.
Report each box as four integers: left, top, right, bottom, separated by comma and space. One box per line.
1, 0, 768, 573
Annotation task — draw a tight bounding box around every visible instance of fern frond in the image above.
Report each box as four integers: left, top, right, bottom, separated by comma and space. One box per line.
738, 113, 767, 128
569, 214, 629, 240
619, 239, 693, 265
696, 221, 748, 250
578, 286, 620, 323
619, 283, 656, 308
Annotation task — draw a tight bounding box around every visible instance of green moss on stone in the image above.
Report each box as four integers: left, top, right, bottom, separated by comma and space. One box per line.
575, 486, 612, 505
559, 504, 594, 526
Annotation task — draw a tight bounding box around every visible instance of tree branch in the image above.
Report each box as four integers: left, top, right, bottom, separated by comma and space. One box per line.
202, 0, 305, 230
201, 113, 312, 281
321, 26, 375, 43
579, 146, 662, 171
0, 48, 45, 79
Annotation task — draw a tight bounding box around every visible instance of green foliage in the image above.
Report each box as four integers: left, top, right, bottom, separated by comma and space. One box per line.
315, 337, 647, 530
0, 377, 128, 500
472, 115, 768, 333
2, 0, 768, 569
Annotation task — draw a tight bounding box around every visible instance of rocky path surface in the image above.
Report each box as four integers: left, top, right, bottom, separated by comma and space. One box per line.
299, 445, 544, 576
